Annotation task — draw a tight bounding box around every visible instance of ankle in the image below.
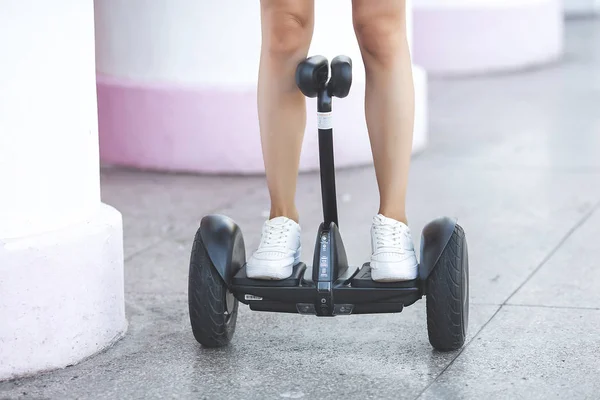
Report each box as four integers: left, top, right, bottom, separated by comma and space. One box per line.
377, 209, 408, 225
269, 206, 299, 223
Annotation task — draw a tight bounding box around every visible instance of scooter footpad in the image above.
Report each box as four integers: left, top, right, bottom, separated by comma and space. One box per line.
351, 263, 418, 288
232, 263, 307, 287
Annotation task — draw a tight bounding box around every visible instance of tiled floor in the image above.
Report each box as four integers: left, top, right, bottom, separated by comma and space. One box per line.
2, 18, 600, 400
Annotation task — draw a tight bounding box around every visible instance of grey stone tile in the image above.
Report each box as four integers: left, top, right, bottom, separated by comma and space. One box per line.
508, 204, 600, 308
425, 111, 600, 171
418, 305, 600, 400
423, 20, 600, 171
0, 293, 498, 400
100, 167, 263, 257
403, 163, 600, 305
124, 237, 192, 294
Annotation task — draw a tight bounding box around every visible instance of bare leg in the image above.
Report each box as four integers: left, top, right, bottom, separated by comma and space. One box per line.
246, 1, 314, 280
258, 0, 315, 223
352, 0, 414, 224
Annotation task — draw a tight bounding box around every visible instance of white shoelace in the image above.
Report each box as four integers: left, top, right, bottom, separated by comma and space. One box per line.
373, 223, 406, 254
260, 222, 291, 249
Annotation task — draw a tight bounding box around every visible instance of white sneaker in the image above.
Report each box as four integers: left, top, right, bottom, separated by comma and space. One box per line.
370, 214, 418, 282
246, 216, 302, 280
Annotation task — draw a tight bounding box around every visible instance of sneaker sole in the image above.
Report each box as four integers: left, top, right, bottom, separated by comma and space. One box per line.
246, 248, 301, 281
246, 264, 294, 280
371, 264, 418, 282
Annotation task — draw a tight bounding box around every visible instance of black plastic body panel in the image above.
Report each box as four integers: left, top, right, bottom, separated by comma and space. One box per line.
311, 222, 349, 315
230, 283, 420, 315
312, 223, 349, 282
199, 214, 246, 284
418, 217, 458, 281
230, 262, 422, 316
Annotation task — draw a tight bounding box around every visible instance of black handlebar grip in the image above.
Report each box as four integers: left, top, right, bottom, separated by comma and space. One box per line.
329, 55, 352, 98
295, 55, 329, 98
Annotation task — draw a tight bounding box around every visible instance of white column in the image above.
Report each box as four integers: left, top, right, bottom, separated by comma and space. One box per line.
0, 0, 126, 381
94, 0, 428, 174
412, 0, 564, 75
563, 0, 600, 16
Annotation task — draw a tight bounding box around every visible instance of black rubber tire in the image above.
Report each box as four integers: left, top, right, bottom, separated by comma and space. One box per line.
188, 230, 238, 347
426, 224, 469, 351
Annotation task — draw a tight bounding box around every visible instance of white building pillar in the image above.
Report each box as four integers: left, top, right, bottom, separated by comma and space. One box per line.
0, 0, 126, 380
412, 0, 564, 75
563, 0, 600, 16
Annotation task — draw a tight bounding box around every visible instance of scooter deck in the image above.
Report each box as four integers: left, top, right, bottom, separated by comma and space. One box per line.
230, 262, 422, 316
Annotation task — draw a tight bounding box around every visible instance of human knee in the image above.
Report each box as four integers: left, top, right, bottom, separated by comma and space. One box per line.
353, 7, 407, 65
261, 3, 313, 59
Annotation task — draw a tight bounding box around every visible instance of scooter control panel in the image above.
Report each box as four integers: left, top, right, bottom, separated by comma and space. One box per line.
315, 230, 334, 316
319, 233, 329, 280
